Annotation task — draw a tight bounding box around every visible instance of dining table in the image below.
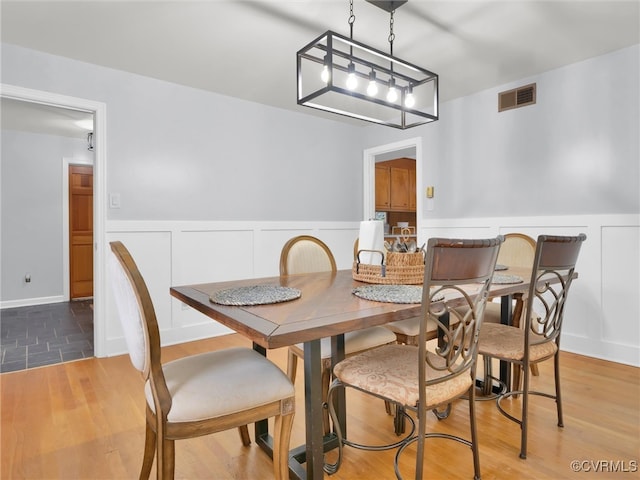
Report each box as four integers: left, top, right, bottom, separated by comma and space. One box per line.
170, 266, 537, 479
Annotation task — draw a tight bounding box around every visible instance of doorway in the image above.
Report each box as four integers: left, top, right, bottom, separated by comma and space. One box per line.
1, 84, 107, 357
363, 137, 423, 235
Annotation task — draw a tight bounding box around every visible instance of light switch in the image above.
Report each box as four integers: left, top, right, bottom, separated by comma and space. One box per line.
426, 186, 434, 198
109, 193, 121, 209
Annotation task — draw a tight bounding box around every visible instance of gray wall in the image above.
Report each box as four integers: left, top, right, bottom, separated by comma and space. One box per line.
1, 130, 90, 301
1, 43, 366, 222
362, 44, 640, 219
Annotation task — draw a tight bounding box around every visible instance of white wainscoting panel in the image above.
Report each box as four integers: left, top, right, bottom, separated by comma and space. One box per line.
104, 215, 638, 366
419, 214, 639, 366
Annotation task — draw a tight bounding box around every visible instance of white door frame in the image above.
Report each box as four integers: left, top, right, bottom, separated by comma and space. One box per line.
363, 136, 423, 232
1, 84, 108, 357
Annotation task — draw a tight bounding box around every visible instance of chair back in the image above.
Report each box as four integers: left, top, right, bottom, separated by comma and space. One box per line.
109, 242, 167, 399
524, 234, 586, 346
280, 235, 337, 275
497, 233, 536, 268
420, 237, 503, 386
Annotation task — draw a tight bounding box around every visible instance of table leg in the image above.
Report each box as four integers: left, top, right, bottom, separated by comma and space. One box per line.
303, 338, 326, 480
330, 335, 346, 437
499, 295, 513, 390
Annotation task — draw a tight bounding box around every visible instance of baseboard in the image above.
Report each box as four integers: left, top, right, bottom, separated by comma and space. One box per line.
0, 295, 65, 310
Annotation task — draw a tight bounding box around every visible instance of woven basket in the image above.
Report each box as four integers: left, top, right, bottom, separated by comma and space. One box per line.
352, 250, 425, 285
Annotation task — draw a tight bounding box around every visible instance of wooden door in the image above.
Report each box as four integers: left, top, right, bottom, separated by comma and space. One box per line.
69, 165, 93, 299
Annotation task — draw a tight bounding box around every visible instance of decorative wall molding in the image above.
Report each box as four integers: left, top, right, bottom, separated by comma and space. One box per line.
28, 213, 638, 368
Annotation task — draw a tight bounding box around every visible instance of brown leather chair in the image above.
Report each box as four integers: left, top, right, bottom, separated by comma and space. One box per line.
109, 241, 295, 479
324, 236, 503, 479
478, 234, 586, 459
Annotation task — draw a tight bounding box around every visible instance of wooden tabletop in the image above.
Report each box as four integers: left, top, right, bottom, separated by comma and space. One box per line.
170, 267, 535, 350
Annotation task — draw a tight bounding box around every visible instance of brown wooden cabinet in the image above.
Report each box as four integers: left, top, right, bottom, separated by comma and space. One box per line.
375, 158, 416, 212
409, 169, 416, 210
375, 166, 391, 210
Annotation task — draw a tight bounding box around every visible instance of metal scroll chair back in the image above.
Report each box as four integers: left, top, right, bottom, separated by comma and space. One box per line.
524, 234, 585, 353
479, 233, 586, 460
421, 238, 502, 375
324, 236, 503, 479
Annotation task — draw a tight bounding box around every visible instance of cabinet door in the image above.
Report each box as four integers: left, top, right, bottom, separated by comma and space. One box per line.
375, 166, 390, 209
390, 167, 410, 209
409, 168, 417, 210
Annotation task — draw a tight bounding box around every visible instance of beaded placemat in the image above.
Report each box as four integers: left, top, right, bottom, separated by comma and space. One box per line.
495, 264, 508, 271
210, 285, 301, 306
491, 274, 524, 284
352, 285, 444, 304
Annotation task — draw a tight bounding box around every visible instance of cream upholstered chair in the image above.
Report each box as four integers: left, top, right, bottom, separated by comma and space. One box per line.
483, 232, 537, 325
324, 237, 503, 479
109, 241, 295, 480
281, 235, 397, 434
481, 233, 540, 388
478, 234, 586, 459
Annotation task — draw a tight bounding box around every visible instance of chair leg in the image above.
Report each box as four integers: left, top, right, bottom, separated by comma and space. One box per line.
520, 362, 530, 459
512, 364, 523, 394
468, 385, 481, 480
160, 438, 175, 480
272, 411, 295, 480
238, 425, 251, 446
482, 355, 493, 396
554, 352, 564, 428
321, 367, 332, 435
139, 420, 156, 480
530, 363, 540, 376
286, 349, 298, 382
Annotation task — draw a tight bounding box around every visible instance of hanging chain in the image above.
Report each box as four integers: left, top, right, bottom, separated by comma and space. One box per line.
348, 0, 356, 39
388, 9, 395, 56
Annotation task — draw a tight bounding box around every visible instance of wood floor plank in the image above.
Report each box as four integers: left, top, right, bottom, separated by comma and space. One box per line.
1, 334, 638, 479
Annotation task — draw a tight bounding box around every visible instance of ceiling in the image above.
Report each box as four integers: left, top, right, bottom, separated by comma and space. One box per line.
1, 0, 639, 133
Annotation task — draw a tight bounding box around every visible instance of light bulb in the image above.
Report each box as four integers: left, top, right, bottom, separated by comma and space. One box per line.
367, 80, 378, 96
346, 63, 357, 90
387, 86, 398, 103
405, 92, 415, 108
366, 70, 378, 96
321, 65, 330, 83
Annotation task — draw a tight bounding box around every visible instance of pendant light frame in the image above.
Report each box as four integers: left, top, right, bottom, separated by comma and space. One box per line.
296, 3, 438, 129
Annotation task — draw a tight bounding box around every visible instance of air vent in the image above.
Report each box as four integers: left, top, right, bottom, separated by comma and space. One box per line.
498, 83, 536, 112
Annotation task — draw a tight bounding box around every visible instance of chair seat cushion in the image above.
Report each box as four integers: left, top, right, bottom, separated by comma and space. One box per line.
292, 326, 397, 359
333, 344, 472, 410
482, 301, 541, 325
478, 323, 557, 362
384, 316, 444, 337
145, 347, 294, 423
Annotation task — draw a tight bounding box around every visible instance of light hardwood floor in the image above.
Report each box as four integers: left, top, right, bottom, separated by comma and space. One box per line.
2, 333, 638, 479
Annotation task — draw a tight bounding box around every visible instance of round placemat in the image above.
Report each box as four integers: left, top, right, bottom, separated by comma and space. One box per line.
495, 264, 508, 271
491, 274, 524, 284
352, 285, 444, 304
210, 285, 301, 306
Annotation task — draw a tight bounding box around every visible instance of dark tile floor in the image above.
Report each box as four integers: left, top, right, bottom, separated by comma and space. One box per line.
0, 300, 93, 373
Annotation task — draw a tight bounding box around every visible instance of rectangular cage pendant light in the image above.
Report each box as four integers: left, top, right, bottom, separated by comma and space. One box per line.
297, 30, 438, 129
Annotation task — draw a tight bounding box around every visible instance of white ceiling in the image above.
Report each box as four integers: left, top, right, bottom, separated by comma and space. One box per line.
1, 0, 639, 133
